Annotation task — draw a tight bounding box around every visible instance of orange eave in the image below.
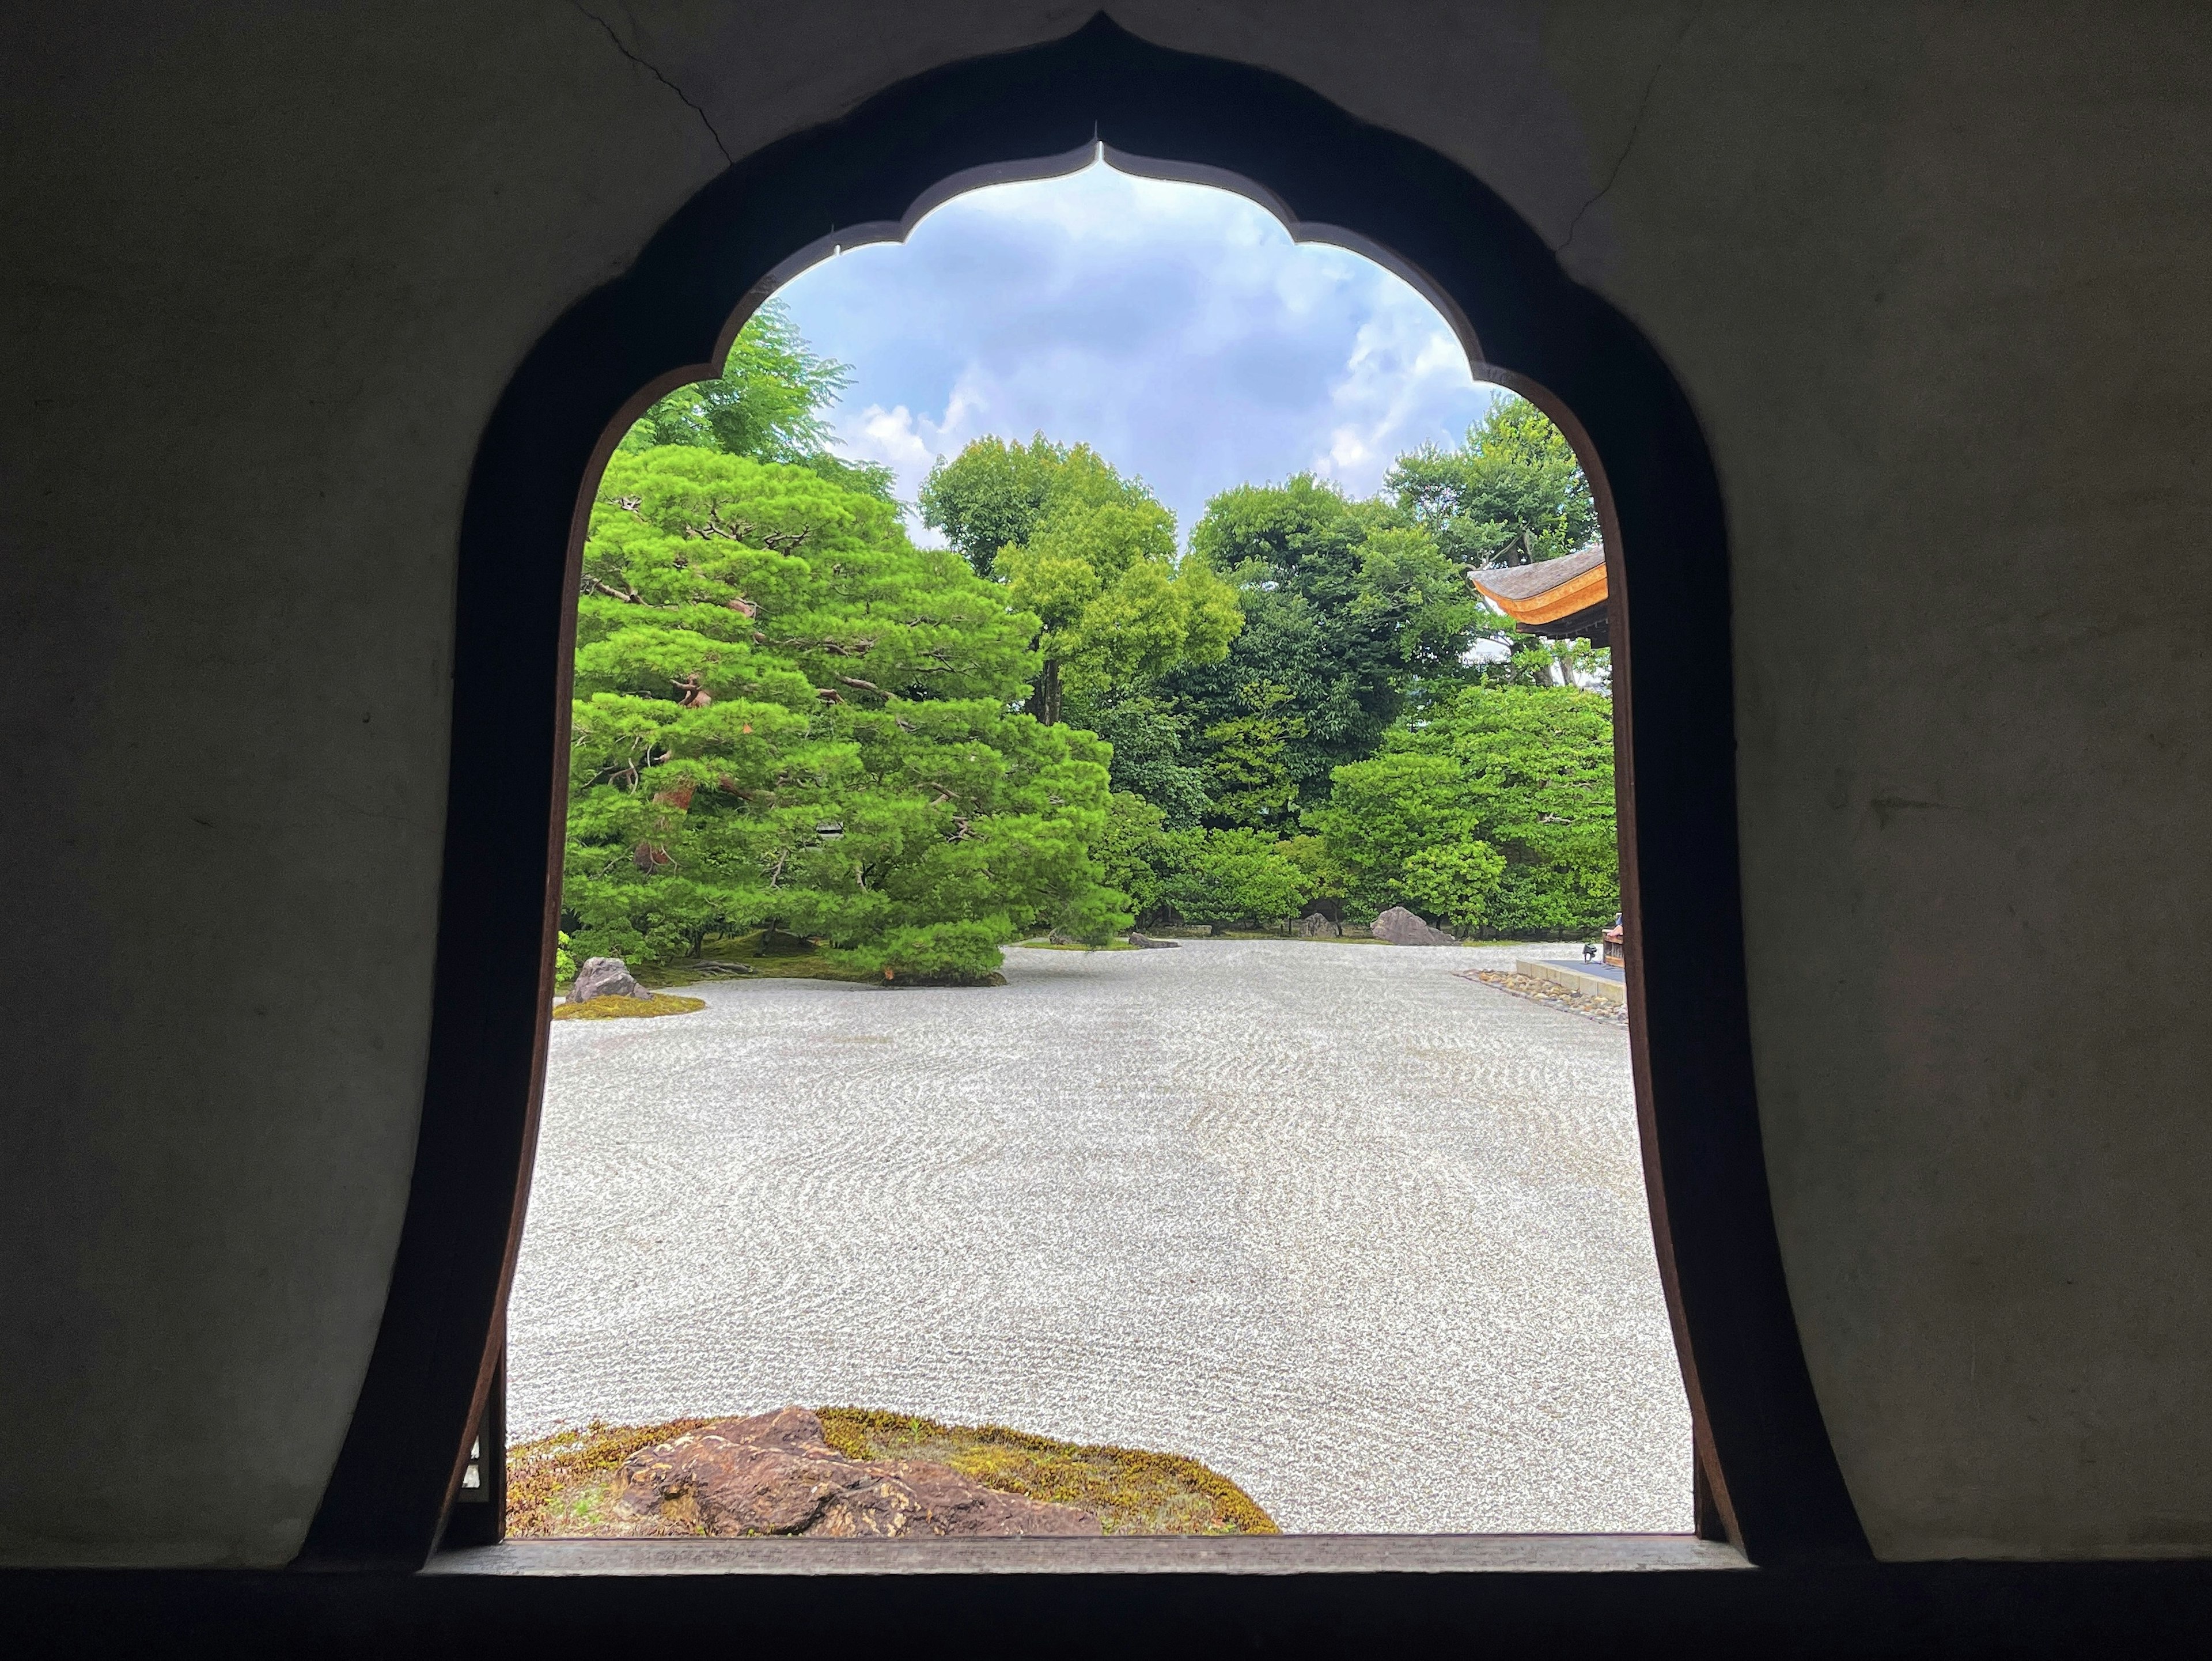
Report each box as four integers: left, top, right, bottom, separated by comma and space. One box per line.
1471, 561, 1608, 626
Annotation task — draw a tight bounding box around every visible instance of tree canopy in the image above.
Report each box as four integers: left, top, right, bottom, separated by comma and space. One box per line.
918, 433, 1158, 576
998, 498, 1242, 725
565, 307, 1620, 968
1304, 684, 1619, 937
621, 300, 896, 500
1386, 394, 1599, 567
1152, 474, 1482, 823
923, 436, 1242, 725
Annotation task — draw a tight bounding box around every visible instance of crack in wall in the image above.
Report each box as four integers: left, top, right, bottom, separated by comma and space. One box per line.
573, 2, 734, 167
1558, 9, 1698, 260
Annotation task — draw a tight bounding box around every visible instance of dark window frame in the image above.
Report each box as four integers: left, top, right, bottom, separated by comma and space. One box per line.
298, 16, 1865, 1571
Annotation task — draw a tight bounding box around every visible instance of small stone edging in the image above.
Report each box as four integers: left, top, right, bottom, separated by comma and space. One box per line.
1457, 968, 1629, 1026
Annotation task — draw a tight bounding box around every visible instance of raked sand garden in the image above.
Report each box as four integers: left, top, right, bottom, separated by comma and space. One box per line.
507, 937, 1692, 1534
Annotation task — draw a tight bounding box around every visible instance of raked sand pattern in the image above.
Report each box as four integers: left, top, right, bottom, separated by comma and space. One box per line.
508, 939, 1693, 1533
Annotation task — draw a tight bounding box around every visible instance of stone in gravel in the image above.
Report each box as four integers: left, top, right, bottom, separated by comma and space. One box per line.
1294, 913, 1339, 939
1124, 932, 1180, 949
1370, 906, 1457, 946
611, 1407, 1100, 1538
570, 956, 651, 1002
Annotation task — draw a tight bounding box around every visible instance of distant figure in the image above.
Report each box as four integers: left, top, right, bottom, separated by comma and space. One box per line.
1582, 942, 1598, 963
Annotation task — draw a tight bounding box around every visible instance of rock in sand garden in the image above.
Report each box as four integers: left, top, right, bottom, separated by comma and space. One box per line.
570, 956, 652, 1002
1369, 906, 1457, 946
609, 1408, 1100, 1537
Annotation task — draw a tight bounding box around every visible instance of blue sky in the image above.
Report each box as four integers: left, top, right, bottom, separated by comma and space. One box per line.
770, 157, 1501, 545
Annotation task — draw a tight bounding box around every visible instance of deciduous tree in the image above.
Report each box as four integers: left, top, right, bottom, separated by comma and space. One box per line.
1063, 692, 1211, 827
1385, 394, 1598, 569
918, 434, 1156, 576
1164, 475, 1480, 814
919, 436, 1244, 725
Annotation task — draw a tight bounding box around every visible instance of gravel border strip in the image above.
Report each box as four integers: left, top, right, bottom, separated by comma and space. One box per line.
1456, 968, 1630, 1026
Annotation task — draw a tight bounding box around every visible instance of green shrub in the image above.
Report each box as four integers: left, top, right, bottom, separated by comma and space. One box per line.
1154, 827, 1311, 929
1306, 684, 1616, 937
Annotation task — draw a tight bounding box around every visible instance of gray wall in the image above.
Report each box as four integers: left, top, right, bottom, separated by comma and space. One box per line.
3, 1, 2206, 1564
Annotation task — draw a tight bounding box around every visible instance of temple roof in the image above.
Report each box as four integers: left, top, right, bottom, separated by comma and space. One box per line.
1469, 543, 1609, 644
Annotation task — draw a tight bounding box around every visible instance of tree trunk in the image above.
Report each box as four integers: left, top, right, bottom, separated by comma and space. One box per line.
1033, 657, 1062, 725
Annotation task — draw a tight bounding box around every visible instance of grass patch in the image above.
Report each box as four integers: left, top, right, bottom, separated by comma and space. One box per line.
818, 1408, 1277, 1535
1011, 939, 1138, 952
505, 1410, 1277, 1538
550, 992, 706, 1021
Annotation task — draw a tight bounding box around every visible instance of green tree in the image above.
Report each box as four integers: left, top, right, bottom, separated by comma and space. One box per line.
1385, 394, 1598, 568
1164, 475, 1480, 814
1153, 828, 1311, 930
1091, 805, 1313, 932
918, 434, 1157, 577
1305, 684, 1617, 937
1199, 679, 1305, 829
919, 436, 1243, 725
1061, 691, 1211, 827
622, 299, 895, 499
1303, 751, 1476, 921
1277, 834, 1346, 911
994, 496, 1243, 727
563, 446, 1126, 981
1402, 841, 1508, 933
1092, 791, 1171, 921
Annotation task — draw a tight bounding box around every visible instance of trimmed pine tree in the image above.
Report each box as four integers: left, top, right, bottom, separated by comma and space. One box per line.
563, 445, 1128, 982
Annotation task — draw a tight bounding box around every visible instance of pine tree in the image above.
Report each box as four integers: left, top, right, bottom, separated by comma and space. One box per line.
621, 299, 896, 499
563, 446, 1127, 980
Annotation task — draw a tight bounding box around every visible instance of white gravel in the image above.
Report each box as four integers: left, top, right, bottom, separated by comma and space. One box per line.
508, 939, 1693, 1533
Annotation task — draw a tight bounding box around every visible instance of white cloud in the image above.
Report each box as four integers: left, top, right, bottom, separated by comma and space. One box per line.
1309, 300, 1497, 497
780, 158, 1498, 538
851, 404, 934, 474
839, 373, 1000, 541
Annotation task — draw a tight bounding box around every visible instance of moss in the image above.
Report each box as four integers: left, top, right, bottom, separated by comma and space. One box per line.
549, 992, 706, 1021
1010, 940, 1138, 952
640, 929, 880, 989
506, 1409, 1277, 1538
816, 1408, 1278, 1535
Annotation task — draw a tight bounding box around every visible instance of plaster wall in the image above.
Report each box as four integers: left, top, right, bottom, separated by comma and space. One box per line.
1, 1, 2206, 1564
